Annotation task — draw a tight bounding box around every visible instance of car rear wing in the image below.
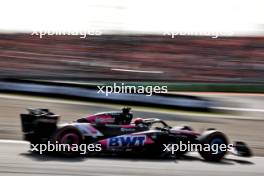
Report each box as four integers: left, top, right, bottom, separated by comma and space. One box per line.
20, 108, 59, 133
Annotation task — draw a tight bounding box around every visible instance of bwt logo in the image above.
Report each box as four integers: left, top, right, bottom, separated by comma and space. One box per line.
108, 135, 146, 148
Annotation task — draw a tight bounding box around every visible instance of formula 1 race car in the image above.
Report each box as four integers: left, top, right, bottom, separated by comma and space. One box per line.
20, 108, 252, 161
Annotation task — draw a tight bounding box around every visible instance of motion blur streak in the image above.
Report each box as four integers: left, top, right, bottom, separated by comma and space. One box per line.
111, 68, 164, 74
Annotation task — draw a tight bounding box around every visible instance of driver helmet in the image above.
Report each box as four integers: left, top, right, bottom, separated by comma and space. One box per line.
133, 118, 144, 125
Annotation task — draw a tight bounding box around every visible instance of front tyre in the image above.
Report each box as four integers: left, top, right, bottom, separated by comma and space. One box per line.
197, 130, 228, 162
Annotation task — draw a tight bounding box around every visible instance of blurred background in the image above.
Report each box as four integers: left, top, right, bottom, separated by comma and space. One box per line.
0, 0, 264, 85
0, 34, 264, 83
0, 0, 264, 175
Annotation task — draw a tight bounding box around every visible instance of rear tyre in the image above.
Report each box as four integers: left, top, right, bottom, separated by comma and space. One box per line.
51, 127, 83, 157
197, 130, 228, 162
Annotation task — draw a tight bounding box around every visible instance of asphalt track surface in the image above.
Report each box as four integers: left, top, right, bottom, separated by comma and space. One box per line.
0, 140, 263, 176
0, 93, 263, 175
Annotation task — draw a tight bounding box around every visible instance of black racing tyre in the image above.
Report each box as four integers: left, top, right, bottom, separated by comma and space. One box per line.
51, 126, 83, 157
197, 130, 228, 162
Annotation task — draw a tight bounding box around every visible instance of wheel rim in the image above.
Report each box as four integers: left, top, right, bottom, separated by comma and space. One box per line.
210, 138, 225, 155
60, 133, 80, 145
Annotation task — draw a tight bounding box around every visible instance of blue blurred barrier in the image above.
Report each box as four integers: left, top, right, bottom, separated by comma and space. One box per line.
0, 80, 214, 111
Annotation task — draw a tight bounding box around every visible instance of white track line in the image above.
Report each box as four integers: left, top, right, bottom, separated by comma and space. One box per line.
0, 139, 28, 144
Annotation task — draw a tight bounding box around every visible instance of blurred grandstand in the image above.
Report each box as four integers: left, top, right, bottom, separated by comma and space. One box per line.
0, 34, 264, 83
